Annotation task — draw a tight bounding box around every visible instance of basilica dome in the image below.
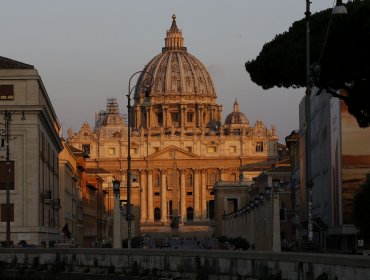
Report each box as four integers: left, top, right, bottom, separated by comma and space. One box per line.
225, 100, 249, 126
134, 15, 216, 101
132, 15, 222, 132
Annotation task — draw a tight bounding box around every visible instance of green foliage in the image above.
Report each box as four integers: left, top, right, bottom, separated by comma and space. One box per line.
245, 0, 370, 128
353, 173, 370, 237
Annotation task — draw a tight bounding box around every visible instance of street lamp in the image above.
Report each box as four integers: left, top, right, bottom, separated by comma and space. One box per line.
0, 110, 25, 247
112, 178, 121, 248
304, 0, 347, 243
126, 70, 153, 249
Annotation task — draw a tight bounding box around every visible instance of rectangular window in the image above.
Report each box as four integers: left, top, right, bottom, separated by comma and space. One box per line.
0, 161, 15, 190
0, 138, 4, 148
1, 203, 14, 222
0, 85, 14, 100
157, 112, 163, 126
108, 148, 115, 155
256, 142, 264, 152
153, 147, 159, 153
186, 146, 192, 153
130, 148, 137, 154
82, 144, 90, 154
171, 112, 179, 126
187, 112, 193, 123
187, 192, 193, 196
207, 146, 217, 153
230, 146, 236, 153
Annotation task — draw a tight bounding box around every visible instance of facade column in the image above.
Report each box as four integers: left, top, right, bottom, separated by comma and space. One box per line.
163, 106, 168, 128
181, 105, 186, 128
194, 169, 200, 220
147, 171, 154, 222
161, 170, 167, 222
199, 106, 203, 128
140, 171, 147, 223
201, 169, 207, 220
146, 108, 150, 129
180, 170, 186, 221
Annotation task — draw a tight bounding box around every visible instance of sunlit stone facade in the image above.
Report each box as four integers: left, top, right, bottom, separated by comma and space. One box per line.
68, 15, 278, 236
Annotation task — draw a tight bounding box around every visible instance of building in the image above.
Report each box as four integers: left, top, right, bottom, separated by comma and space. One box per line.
299, 88, 370, 251
59, 139, 82, 246
68, 15, 278, 237
0, 56, 63, 246
216, 161, 293, 252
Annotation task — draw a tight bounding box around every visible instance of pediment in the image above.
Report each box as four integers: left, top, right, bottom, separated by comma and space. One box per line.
148, 146, 200, 160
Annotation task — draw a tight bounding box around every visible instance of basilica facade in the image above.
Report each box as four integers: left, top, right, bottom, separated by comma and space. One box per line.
68, 15, 278, 236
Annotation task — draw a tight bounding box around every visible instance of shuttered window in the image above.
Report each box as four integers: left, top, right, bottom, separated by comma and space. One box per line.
0, 85, 14, 100
1, 204, 14, 222
0, 161, 14, 190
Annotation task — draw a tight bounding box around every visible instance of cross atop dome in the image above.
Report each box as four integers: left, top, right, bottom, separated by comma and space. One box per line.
163, 14, 187, 51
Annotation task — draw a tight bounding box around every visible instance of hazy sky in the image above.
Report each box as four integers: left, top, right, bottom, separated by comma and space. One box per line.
1, 0, 337, 141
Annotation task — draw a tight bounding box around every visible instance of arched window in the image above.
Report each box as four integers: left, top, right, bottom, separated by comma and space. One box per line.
154, 208, 161, 221
153, 174, 160, 188
186, 207, 194, 221
187, 173, 193, 187
231, 173, 237, 182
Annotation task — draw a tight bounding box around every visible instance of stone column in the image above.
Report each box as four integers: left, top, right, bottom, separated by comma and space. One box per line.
181, 105, 185, 128
163, 106, 168, 128
180, 170, 186, 221
161, 170, 167, 222
147, 171, 154, 222
140, 171, 147, 223
194, 169, 200, 220
201, 169, 207, 220
199, 106, 203, 128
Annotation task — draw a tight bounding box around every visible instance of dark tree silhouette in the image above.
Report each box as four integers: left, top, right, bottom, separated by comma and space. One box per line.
245, 0, 370, 128
353, 173, 370, 239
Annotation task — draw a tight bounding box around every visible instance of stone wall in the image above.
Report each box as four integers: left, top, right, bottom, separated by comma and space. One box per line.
0, 248, 369, 280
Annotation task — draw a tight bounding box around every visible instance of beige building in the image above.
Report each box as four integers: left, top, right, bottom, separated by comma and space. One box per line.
0, 56, 62, 246
59, 139, 84, 246
217, 162, 293, 252
68, 15, 278, 237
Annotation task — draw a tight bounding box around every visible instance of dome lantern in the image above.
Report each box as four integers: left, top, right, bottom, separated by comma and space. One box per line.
163, 14, 187, 52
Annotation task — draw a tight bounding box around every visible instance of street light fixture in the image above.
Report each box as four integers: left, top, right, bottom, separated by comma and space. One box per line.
126, 70, 153, 249
304, 0, 347, 243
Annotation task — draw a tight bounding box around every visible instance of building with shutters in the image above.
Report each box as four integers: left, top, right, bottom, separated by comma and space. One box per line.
0, 56, 62, 246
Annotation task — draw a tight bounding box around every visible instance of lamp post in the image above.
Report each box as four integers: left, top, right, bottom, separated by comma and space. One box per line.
304, 0, 347, 243
126, 70, 153, 249
112, 178, 121, 248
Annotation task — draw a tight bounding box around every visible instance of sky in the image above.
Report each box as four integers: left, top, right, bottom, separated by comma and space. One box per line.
1, 0, 338, 141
